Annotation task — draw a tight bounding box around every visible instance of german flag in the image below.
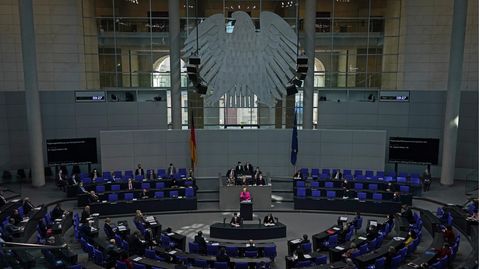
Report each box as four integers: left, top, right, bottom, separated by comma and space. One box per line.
189, 113, 197, 168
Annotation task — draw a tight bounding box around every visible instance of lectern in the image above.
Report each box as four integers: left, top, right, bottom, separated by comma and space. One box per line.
240, 201, 253, 220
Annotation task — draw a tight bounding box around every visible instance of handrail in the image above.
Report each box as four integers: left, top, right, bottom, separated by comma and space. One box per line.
1, 241, 68, 250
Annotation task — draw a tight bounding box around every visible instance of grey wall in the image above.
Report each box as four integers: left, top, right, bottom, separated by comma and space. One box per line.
317, 91, 479, 179
100, 129, 386, 177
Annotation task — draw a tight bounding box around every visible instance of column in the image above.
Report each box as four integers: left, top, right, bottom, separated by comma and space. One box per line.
169, 0, 182, 129
18, 0, 45, 187
440, 0, 468, 185
302, 0, 316, 129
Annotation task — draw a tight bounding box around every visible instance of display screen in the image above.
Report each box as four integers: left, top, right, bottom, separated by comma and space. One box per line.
388, 137, 439, 165
46, 138, 98, 165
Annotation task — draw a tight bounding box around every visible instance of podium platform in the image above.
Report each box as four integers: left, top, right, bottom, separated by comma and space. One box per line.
219, 182, 272, 210
210, 222, 287, 240
240, 201, 253, 220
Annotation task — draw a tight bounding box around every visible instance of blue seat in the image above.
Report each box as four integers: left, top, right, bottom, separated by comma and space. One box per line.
399, 247, 407, 260
368, 184, 378, 190
295, 260, 311, 268
296, 181, 305, 188
302, 242, 312, 253
311, 169, 319, 179
311, 189, 321, 198
111, 185, 120, 191
155, 182, 165, 189
135, 175, 144, 181
169, 190, 179, 198
355, 175, 366, 180
67, 265, 82, 269
93, 248, 104, 266
431, 261, 442, 269
354, 170, 363, 176
179, 168, 187, 178
300, 168, 309, 178
141, 183, 150, 189
397, 177, 407, 183
121, 240, 129, 252
263, 245, 277, 259
359, 243, 369, 254
320, 173, 329, 180
116, 261, 128, 269
399, 185, 410, 193
124, 193, 134, 201
96, 177, 105, 183
325, 181, 334, 188
365, 170, 374, 178
436, 208, 445, 218
354, 183, 363, 190
399, 172, 408, 177
154, 191, 164, 199
113, 171, 122, 178
157, 169, 167, 178
376, 171, 384, 178
85, 243, 94, 260
235, 262, 249, 269
343, 169, 352, 176
244, 250, 257, 257
357, 192, 367, 201
296, 188, 306, 198
207, 244, 219, 256
226, 246, 238, 257
375, 257, 385, 269
384, 176, 393, 182
315, 255, 327, 265
108, 194, 118, 202
95, 185, 105, 193
322, 169, 330, 175
327, 191, 336, 200
189, 242, 199, 253
193, 259, 208, 268
411, 177, 421, 185
185, 187, 195, 198
323, 234, 337, 248
214, 262, 228, 269
82, 178, 91, 184
125, 170, 134, 178
391, 255, 402, 269
133, 263, 146, 269
311, 181, 320, 188
373, 193, 383, 201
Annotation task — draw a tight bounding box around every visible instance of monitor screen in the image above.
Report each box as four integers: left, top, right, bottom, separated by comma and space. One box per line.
339, 216, 348, 222
46, 138, 98, 165
368, 220, 378, 227
388, 137, 440, 165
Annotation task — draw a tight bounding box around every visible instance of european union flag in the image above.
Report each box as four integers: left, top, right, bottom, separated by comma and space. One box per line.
291, 112, 298, 166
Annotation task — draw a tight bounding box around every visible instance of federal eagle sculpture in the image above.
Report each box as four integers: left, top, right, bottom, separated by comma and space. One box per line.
184, 11, 298, 106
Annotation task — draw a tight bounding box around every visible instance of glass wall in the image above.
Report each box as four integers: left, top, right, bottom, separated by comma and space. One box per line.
82, 0, 402, 128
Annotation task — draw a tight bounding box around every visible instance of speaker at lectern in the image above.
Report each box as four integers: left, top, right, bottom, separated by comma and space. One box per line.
240, 187, 253, 220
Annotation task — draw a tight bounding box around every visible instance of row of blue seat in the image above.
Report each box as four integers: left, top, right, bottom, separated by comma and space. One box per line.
296, 181, 414, 192
80, 168, 189, 181
296, 188, 404, 201
92, 181, 193, 193
103, 188, 195, 202
299, 168, 420, 178
188, 242, 277, 259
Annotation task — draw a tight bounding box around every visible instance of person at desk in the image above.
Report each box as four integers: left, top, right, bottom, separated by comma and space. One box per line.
134, 210, 145, 226
4, 218, 21, 240
90, 169, 99, 182
194, 231, 207, 254
226, 168, 237, 186
240, 187, 251, 202
301, 234, 309, 244
385, 246, 397, 267
256, 173, 266, 186
244, 162, 254, 176
404, 230, 417, 246
293, 246, 307, 262
246, 239, 256, 252
22, 197, 34, 215
230, 212, 242, 227
434, 243, 452, 261
88, 191, 99, 204
78, 182, 88, 195
293, 170, 303, 180
392, 192, 401, 202
10, 209, 22, 225
104, 218, 116, 239
442, 225, 456, 245
68, 173, 79, 185
264, 214, 275, 226
333, 169, 343, 180
366, 225, 378, 241
339, 222, 350, 242
80, 205, 91, 225
127, 178, 134, 191
401, 205, 416, 224
144, 227, 157, 246
386, 214, 395, 226
342, 242, 358, 263
135, 164, 145, 176
216, 247, 230, 263
342, 180, 353, 199
127, 231, 145, 256
235, 162, 244, 176
51, 203, 65, 220
140, 189, 150, 199
105, 238, 122, 269
167, 163, 177, 179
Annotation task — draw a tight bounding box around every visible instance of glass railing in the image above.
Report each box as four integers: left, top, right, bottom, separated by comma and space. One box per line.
465, 170, 478, 196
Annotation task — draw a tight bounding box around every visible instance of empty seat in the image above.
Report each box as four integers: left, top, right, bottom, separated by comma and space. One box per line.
343, 169, 352, 175
373, 193, 383, 201
355, 175, 366, 180
178, 168, 187, 178
315, 255, 327, 265
368, 183, 378, 190
320, 173, 330, 180
154, 191, 164, 199
193, 259, 208, 268
103, 171, 112, 180
111, 185, 120, 191
311, 189, 321, 198
81, 178, 91, 184
300, 168, 309, 178
141, 183, 150, 189
124, 193, 134, 201
189, 242, 199, 253
397, 177, 407, 183
357, 192, 367, 201
108, 194, 118, 202
185, 188, 195, 198
344, 174, 353, 180
296, 188, 306, 198
376, 171, 384, 178
410, 177, 421, 185
399, 172, 407, 177
323, 234, 338, 248
384, 176, 394, 182
365, 170, 374, 178
125, 170, 134, 177
311, 181, 320, 188
327, 191, 336, 200
214, 262, 228, 269
95, 185, 105, 193
244, 250, 258, 258
354, 183, 363, 190
155, 182, 165, 189
263, 245, 277, 259
325, 181, 334, 188
399, 185, 410, 193
157, 169, 167, 178
113, 171, 122, 178
322, 169, 330, 175
354, 170, 363, 176
296, 181, 305, 188
169, 190, 179, 198
311, 169, 319, 179
207, 244, 219, 256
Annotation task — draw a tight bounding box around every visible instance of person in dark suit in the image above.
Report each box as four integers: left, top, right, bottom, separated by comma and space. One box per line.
243, 162, 254, 176
4, 218, 21, 240
366, 225, 378, 241
294, 246, 307, 262
68, 174, 79, 185
264, 214, 275, 225
104, 218, 116, 239
293, 170, 303, 180
401, 205, 415, 224
385, 246, 397, 267
256, 173, 266, 186
235, 162, 244, 176
80, 206, 91, 224
226, 168, 237, 185
10, 209, 22, 225
333, 169, 343, 180
127, 231, 145, 256
140, 189, 149, 199
143, 228, 157, 246
167, 163, 177, 178
393, 192, 401, 202
301, 234, 309, 244
246, 239, 256, 252
216, 247, 230, 263
22, 197, 34, 215
57, 169, 67, 191
253, 167, 261, 179
194, 231, 207, 254
78, 182, 88, 195
230, 213, 241, 227
0, 194, 6, 207
51, 203, 65, 220
422, 167, 432, 192
88, 191, 99, 203
135, 164, 145, 176
104, 238, 121, 269
90, 169, 99, 181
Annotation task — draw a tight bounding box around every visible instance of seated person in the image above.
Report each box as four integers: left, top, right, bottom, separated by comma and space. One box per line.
366, 225, 378, 241
80, 205, 91, 224
386, 214, 395, 226
22, 197, 34, 215
264, 214, 275, 226
226, 168, 236, 186
10, 209, 22, 225
68, 173, 79, 185
333, 169, 343, 180
240, 187, 251, 202
105, 239, 122, 268
246, 239, 256, 251
104, 218, 116, 239
293, 246, 307, 262
404, 230, 417, 246
133, 210, 145, 226
79, 221, 95, 241
140, 189, 149, 199
434, 243, 452, 260
127, 231, 145, 256
341, 242, 358, 263
392, 192, 401, 202
244, 162, 254, 176
253, 167, 262, 179
90, 169, 99, 181
216, 247, 230, 263
144, 228, 157, 246
385, 246, 397, 267
88, 191, 99, 203
401, 205, 416, 224
256, 173, 266, 186
301, 234, 309, 244
127, 178, 134, 191
51, 203, 65, 220
230, 213, 242, 227
339, 222, 351, 242
78, 182, 88, 195
4, 218, 21, 240
442, 225, 456, 245
293, 170, 303, 180
194, 231, 207, 254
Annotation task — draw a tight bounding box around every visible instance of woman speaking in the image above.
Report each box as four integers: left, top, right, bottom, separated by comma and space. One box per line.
240, 186, 251, 202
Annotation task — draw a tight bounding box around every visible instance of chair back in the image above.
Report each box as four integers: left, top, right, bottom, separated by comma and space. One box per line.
96, 185, 105, 193
154, 191, 164, 199
124, 193, 134, 201
296, 188, 306, 197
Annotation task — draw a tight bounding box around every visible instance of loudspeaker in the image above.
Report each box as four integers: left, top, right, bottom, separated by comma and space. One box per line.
196, 83, 208, 95
297, 56, 308, 65
297, 65, 308, 73
286, 84, 297, 96
189, 56, 201, 65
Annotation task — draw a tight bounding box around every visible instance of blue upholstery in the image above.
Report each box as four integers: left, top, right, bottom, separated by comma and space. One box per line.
311, 181, 320, 188
376, 171, 384, 178
384, 176, 393, 182
207, 244, 219, 256
300, 168, 309, 178
368, 184, 378, 190
397, 177, 407, 183
116, 261, 128, 269
179, 168, 187, 178
323, 234, 337, 248
235, 262, 249, 269
189, 242, 199, 253
399, 172, 407, 177
244, 250, 258, 257
263, 245, 277, 259
302, 242, 312, 253
169, 190, 179, 198
185, 188, 195, 198
125, 170, 134, 177
315, 255, 327, 265
113, 171, 122, 178
354, 170, 363, 176
82, 178, 91, 184
311, 189, 321, 198
375, 257, 385, 269
321, 169, 330, 175
327, 191, 336, 199
214, 262, 228, 269
93, 248, 104, 266
108, 193, 118, 202
359, 244, 369, 254
325, 182, 334, 188
296, 181, 305, 188
365, 170, 374, 178
155, 182, 165, 189
295, 261, 311, 268
344, 174, 353, 180
357, 192, 367, 201
399, 247, 407, 260
296, 188, 306, 198
193, 259, 208, 268
154, 191, 164, 199
141, 183, 150, 189
354, 183, 363, 190
343, 169, 352, 175
355, 175, 365, 180
111, 185, 120, 191
133, 263, 146, 269
319, 173, 329, 180
373, 193, 383, 201
135, 175, 144, 181
95, 185, 105, 193
124, 193, 134, 201
157, 169, 166, 178
390, 255, 402, 269
411, 177, 421, 185
226, 246, 238, 257
399, 185, 410, 193
311, 169, 319, 179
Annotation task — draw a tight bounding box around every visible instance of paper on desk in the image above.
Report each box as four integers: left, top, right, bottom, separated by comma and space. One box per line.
335, 246, 345, 250
133, 257, 142, 261
304, 254, 312, 259
358, 236, 367, 240
169, 250, 177, 254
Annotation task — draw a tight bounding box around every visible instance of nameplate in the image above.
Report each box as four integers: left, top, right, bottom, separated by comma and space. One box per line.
133, 257, 142, 262
291, 239, 302, 244
304, 254, 312, 259
335, 246, 345, 251
358, 236, 367, 240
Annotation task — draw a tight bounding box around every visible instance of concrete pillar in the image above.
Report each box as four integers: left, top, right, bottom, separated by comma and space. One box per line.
440, 0, 468, 185
18, 0, 45, 187
169, 0, 182, 129
302, 0, 316, 129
